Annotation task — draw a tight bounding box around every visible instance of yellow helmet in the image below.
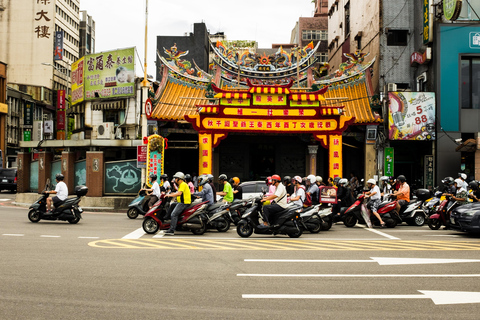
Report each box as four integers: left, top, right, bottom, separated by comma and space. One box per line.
232, 177, 240, 184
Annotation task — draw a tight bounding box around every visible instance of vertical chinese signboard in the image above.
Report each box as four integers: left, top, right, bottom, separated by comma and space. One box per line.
54, 31, 63, 60
24, 102, 33, 127
84, 47, 135, 100
423, 0, 432, 44
329, 135, 342, 178
57, 90, 66, 140
145, 135, 165, 187
385, 147, 394, 177
71, 57, 84, 106
137, 145, 147, 168
34, 1, 54, 40
424, 155, 434, 190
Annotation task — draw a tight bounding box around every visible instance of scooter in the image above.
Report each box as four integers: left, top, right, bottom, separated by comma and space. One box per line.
28, 185, 88, 224
204, 201, 232, 232
398, 189, 431, 226
427, 194, 462, 230
127, 188, 151, 219
236, 195, 303, 238
299, 204, 333, 233
142, 194, 210, 235
342, 194, 397, 228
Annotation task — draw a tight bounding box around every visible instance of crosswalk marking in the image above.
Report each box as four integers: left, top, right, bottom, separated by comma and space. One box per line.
88, 239, 480, 250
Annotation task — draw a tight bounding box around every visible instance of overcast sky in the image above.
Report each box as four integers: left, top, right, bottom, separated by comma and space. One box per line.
80, 0, 315, 78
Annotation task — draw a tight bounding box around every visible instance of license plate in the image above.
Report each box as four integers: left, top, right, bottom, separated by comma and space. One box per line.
2, 179, 7, 183
450, 217, 455, 224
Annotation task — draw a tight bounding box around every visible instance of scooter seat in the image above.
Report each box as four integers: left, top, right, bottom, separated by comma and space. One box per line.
207, 202, 224, 211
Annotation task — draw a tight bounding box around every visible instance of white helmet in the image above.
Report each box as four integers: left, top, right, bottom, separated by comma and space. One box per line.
338, 178, 348, 186
367, 178, 376, 185
460, 173, 467, 180
316, 176, 323, 183
307, 174, 316, 184
454, 178, 464, 186
380, 176, 389, 181
173, 172, 185, 180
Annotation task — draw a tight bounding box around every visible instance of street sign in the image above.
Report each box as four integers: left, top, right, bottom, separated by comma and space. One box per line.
137, 145, 147, 168
145, 98, 153, 119
385, 147, 394, 176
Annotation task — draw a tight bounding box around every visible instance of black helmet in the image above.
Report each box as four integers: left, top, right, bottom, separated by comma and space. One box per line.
442, 177, 454, 186
283, 175, 291, 184
149, 173, 157, 181
185, 174, 192, 182
469, 181, 479, 190
55, 173, 64, 181
218, 174, 227, 181
160, 174, 168, 180
397, 175, 406, 183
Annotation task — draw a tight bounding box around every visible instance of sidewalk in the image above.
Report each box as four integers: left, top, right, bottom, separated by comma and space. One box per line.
14, 193, 135, 213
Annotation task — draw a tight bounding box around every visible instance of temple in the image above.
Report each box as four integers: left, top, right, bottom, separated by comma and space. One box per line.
150, 41, 381, 180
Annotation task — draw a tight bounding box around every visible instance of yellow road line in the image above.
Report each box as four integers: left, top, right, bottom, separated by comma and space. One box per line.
88, 239, 480, 250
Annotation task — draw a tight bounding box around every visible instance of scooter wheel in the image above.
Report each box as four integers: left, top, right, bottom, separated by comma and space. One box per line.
410, 212, 425, 226
143, 217, 159, 234
28, 209, 41, 223
68, 215, 80, 224
191, 223, 207, 235
288, 227, 303, 238
343, 215, 357, 228
216, 221, 230, 233
428, 218, 441, 230
236, 222, 253, 238
310, 221, 322, 233
385, 218, 397, 228
127, 208, 139, 219
320, 219, 333, 231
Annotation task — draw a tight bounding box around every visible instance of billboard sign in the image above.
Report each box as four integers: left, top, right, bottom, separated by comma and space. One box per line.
388, 92, 436, 141
443, 0, 462, 21
84, 47, 135, 101
71, 57, 84, 106
24, 101, 34, 126
54, 31, 63, 60
384, 147, 394, 176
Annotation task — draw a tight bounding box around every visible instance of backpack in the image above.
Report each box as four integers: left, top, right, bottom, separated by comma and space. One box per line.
299, 186, 312, 207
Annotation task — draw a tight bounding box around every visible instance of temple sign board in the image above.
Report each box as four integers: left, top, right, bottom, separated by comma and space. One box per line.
184, 80, 355, 178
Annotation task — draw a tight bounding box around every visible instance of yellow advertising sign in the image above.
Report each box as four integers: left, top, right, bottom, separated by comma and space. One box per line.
220, 98, 250, 107
329, 135, 343, 178
199, 133, 212, 175
223, 108, 316, 117
252, 94, 287, 106
71, 57, 84, 106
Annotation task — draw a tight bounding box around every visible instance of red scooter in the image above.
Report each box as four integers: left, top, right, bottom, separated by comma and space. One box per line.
142, 194, 210, 235
427, 195, 457, 230
342, 194, 398, 228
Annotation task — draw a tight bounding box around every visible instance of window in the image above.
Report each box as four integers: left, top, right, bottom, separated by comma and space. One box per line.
344, 1, 350, 38
386, 29, 408, 46
316, 52, 328, 63
461, 57, 480, 109
302, 30, 327, 41
103, 110, 125, 125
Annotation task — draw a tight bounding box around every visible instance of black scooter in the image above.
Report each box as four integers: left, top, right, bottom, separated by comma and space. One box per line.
28, 185, 88, 224
236, 195, 303, 238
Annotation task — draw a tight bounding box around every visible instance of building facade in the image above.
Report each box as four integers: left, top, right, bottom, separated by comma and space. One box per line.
79, 10, 95, 58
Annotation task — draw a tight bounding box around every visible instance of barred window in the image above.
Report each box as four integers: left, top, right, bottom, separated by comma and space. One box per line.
302, 30, 327, 41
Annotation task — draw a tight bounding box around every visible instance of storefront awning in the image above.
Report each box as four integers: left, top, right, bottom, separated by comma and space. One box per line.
455, 138, 477, 152
91, 100, 126, 111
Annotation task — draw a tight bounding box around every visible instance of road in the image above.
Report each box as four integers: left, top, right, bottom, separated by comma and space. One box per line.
1, 196, 480, 319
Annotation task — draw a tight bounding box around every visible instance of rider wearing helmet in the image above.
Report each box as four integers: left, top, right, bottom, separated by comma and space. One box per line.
144, 173, 161, 209
306, 174, 320, 205
192, 174, 214, 205
232, 177, 243, 200
46, 173, 68, 213
207, 174, 217, 203
379, 176, 391, 201
333, 178, 353, 217
217, 174, 234, 203
283, 176, 294, 197
365, 178, 386, 227
392, 175, 410, 214
261, 174, 289, 226
265, 176, 276, 196
160, 174, 171, 193
164, 172, 192, 235
290, 176, 306, 207
458, 173, 469, 190
468, 181, 480, 202
185, 174, 195, 194
316, 176, 324, 187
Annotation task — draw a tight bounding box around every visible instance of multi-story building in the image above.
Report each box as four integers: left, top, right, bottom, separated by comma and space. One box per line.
79, 10, 95, 58
0, 0, 80, 166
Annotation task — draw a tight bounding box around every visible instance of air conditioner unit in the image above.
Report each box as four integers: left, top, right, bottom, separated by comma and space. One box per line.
95, 122, 115, 139
387, 83, 397, 92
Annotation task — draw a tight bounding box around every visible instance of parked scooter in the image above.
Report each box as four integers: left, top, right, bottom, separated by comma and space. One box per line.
236, 195, 303, 238
398, 189, 431, 226
142, 194, 210, 235
299, 204, 333, 233
28, 185, 88, 224
204, 201, 232, 232
426, 194, 451, 230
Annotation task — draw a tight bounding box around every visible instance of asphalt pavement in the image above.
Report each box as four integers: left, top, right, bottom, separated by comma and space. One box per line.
1, 196, 480, 319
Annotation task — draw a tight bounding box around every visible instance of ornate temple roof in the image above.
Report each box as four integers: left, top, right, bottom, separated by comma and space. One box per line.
150, 44, 381, 124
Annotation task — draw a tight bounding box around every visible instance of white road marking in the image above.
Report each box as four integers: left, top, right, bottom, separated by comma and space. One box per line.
3, 234, 24, 236
153, 231, 165, 238
364, 227, 400, 240
0, 198, 12, 201
40, 235, 61, 238
243, 290, 480, 305
78, 236, 100, 239
238, 274, 480, 278
244, 257, 480, 265
122, 228, 146, 239
426, 234, 461, 237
